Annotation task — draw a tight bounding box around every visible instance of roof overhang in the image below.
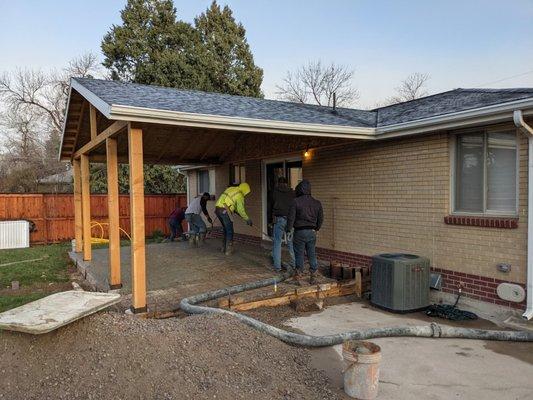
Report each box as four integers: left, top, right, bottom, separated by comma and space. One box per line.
61, 79, 533, 161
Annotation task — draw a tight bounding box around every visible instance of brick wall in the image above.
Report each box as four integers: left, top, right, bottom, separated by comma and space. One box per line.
187, 125, 529, 309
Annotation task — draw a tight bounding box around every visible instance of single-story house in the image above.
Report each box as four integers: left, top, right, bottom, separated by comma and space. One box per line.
59, 77, 533, 318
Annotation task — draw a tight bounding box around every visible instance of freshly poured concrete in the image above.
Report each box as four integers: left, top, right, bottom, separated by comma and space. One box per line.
0, 291, 120, 334
286, 302, 533, 400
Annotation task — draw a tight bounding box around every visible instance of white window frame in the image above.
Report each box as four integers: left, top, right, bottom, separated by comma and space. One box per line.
197, 169, 210, 194
450, 126, 520, 217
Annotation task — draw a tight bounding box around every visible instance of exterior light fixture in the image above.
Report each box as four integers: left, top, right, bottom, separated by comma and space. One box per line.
304, 146, 310, 158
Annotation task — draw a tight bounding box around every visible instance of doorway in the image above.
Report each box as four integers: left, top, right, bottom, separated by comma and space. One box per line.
262, 158, 303, 238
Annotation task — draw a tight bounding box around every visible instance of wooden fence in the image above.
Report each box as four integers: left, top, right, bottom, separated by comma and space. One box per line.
0, 193, 187, 244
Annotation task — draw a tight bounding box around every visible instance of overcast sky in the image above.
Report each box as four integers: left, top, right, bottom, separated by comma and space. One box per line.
1, 0, 533, 108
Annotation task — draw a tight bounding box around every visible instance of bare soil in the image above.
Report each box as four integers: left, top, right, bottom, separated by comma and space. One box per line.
0, 312, 341, 400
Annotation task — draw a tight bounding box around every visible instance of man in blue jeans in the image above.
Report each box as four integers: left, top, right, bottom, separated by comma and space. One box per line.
287, 179, 323, 285
269, 177, 295, 272
185, 192, 213, 247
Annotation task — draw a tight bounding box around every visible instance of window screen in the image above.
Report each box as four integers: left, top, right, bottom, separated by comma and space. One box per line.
229, 164, 246, 185
198, 170, 210, 194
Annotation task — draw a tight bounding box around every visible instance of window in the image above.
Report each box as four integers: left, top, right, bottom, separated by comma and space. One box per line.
229, 163, 246, 185
197, 170, 210, 194
454, 130, 517, 215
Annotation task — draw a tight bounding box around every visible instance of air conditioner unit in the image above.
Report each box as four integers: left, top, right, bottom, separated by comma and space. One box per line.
0, 220, 30, 250
371, 253, 430, 312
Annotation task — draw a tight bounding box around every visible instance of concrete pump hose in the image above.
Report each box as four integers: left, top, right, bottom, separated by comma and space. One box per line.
179, 273, 533, 346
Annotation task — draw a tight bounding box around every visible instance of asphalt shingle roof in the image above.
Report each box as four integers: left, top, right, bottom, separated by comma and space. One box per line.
73, 78, 533, 128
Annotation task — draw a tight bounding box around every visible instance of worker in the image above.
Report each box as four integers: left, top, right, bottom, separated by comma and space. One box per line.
185, 192, 213, 246
268, 176, 295, 272
287, 179, 323, 285
165, 205, 186, 242
215, 182, 253, 255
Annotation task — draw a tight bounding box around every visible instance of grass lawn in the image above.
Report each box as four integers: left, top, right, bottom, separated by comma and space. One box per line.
0, 243, 72, 312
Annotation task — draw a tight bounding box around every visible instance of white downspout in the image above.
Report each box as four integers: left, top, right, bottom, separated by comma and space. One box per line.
513, 110, 533, 320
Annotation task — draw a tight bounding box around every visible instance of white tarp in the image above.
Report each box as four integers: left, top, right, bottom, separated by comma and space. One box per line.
0, 290, 121, 334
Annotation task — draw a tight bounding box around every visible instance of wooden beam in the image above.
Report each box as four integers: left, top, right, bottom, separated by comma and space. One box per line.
80, 154, 92, 261
89, 105, 97, 140
73, 120, 128, 159
128, 125, 147, 313
72, 158, 83, 253
106, 137, 122, 290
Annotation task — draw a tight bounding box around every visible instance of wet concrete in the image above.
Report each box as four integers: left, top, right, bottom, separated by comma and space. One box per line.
287, 302, 533, 400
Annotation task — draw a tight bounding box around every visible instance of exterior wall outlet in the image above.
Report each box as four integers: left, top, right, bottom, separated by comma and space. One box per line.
497, 263, 511, 273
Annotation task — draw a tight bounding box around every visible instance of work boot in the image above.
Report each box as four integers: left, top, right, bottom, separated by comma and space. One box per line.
188, 235, 196, 248
225, 241, 234, 256
292, 270, 303, 286
198, 233, 206, 247
309, 271, 318, 285
220, 238, 226, 253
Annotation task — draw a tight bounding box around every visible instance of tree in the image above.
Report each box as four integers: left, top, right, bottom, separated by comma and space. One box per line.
380, 72, 430, 106
276, 61, 359, 107
0, 54, 100, 192
194, 1, 263, 97
101, 0, 206, 89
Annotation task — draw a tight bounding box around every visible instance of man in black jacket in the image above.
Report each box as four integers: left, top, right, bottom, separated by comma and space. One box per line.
287, 179, 323, 284
269, 177, 295, 271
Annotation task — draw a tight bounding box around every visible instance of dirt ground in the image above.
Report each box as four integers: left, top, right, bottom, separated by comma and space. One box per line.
0, 312, 340, 400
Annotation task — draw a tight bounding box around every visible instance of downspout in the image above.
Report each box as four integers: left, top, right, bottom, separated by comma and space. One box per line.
513, 110, 533, 320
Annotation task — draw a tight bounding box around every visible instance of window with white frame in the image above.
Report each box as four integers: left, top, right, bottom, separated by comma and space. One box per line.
197, 170, 210, 194
453, 129, 517, 215
229, 163, 246, 186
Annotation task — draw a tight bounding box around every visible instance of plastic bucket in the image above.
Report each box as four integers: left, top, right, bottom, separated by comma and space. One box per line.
342, 341, 381, 399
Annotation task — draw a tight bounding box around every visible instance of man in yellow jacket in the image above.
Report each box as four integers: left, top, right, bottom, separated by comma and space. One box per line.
215, 182, 253, 255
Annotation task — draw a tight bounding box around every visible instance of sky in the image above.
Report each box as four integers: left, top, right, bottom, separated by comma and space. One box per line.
1, 0, 533, 108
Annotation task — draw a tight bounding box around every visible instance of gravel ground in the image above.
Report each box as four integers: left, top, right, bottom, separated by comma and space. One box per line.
0, 312, 341, 400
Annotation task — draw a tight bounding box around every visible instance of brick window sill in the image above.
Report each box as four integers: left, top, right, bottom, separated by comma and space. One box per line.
444, 215, 518, 229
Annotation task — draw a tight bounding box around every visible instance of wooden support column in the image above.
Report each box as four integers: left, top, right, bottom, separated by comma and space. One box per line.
106, 137, 122, 289
72, 158, 83, 253
128, 125, 147, 313
80, 154, 92, 261
89, 105, 97, 140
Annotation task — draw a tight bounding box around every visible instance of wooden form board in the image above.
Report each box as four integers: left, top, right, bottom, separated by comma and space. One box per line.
128, 126, 147, 312
106, 137, 121, 288
218, 274, 362, 312
72, 158, 83, 253
80, 154, 91, 261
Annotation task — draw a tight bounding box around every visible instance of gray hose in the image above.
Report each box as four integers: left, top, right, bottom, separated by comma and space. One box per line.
179, 273, 533, 346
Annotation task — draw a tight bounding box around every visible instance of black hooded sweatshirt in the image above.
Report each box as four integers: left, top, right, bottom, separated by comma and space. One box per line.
287, 179, 323, 231
269, 184, 295, 218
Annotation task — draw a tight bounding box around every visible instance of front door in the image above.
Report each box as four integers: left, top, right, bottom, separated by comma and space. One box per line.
263, 159, 303, 237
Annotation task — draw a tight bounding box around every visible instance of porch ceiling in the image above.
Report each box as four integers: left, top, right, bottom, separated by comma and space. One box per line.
62, 94, 355, 165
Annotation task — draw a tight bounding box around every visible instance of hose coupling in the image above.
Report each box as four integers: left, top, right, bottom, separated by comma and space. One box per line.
430, 322, 442, 338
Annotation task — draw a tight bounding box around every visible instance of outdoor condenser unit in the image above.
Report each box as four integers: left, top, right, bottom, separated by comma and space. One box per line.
371, 253, 430, 312
0, 220, 30, 250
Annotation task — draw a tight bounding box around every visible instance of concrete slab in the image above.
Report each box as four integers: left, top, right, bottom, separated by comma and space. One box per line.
0, 291, 120, 334
286, 302, 533, 400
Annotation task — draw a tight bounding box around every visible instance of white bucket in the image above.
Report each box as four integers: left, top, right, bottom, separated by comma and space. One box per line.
342, 341, 381, 399
71, 239, 76, 252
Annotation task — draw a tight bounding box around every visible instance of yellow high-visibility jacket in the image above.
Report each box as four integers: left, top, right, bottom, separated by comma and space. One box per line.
215, 183, 251, 221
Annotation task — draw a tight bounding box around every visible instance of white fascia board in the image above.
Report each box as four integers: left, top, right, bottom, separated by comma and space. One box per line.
58, 84, 74, 161
109, 104, 377, 139
70, 79, 112, 117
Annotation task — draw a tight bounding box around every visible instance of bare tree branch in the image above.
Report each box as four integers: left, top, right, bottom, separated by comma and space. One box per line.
276, 61, 359, 107
378, 72, 430, 107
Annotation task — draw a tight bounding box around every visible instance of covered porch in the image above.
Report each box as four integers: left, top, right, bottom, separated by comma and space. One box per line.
60, 78, 367, 312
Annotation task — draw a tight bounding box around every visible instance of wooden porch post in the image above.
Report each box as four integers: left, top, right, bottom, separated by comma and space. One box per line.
80, 154, 92, 261
72, 158, 83, 253
106, 137, 122, 289
128, 125, 147, 313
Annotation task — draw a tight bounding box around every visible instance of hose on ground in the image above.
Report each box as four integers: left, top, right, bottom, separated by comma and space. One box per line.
179, 273, 533, 347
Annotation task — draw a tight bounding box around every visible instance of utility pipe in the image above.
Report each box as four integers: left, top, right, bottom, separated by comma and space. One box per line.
180, 274, 533, 345
513, 110, 533, 320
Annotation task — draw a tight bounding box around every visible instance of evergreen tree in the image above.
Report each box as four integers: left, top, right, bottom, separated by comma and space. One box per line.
195, 1, 263, 97
101, 0, 206, 89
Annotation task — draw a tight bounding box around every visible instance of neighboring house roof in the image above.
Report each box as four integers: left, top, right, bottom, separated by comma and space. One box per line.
38, 170, 73, 184
72, 77, 533, 130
